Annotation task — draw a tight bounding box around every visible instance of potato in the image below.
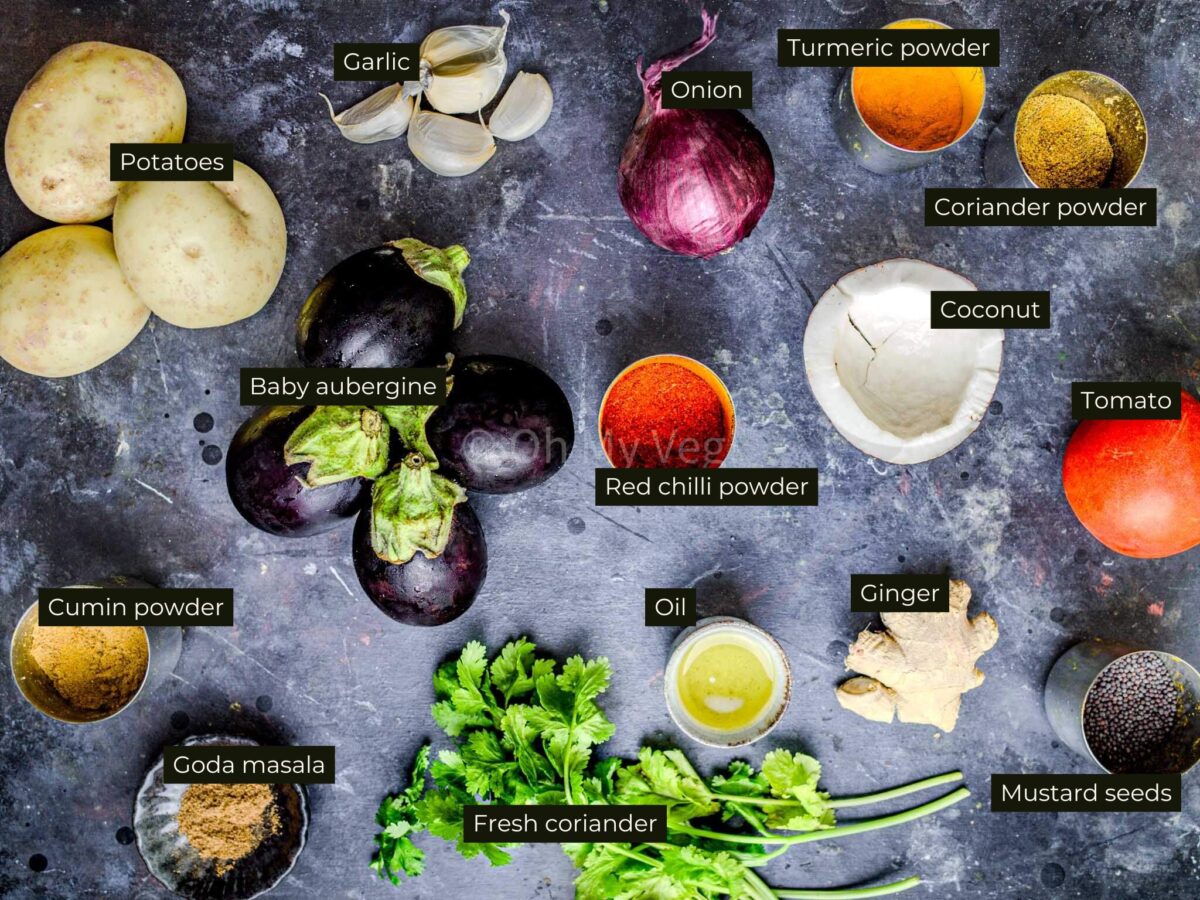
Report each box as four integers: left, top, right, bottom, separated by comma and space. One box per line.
0, 226, 150, 377
5, 42, 187, 223
112, 161, 287, 328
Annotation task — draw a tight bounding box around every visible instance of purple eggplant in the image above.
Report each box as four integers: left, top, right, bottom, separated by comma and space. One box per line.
226, 406, 368, 537
352, 501, 487, 626
296, 239, 469, 369
427, 355, 574, 493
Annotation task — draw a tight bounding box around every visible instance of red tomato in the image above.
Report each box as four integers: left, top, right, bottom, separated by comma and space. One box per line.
1063, 391, 1200, 558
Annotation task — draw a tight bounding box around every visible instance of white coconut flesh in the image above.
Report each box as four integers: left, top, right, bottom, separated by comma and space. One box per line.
803, 258, 1004, 465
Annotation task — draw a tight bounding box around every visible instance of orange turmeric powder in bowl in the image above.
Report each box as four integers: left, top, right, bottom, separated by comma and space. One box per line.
851, 20, 985, 153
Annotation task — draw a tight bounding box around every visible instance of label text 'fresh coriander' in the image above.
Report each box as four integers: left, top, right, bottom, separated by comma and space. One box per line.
463, 805, 666, 843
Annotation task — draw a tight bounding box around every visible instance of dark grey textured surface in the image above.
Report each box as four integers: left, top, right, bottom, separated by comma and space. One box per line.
2, 1, 1199, 897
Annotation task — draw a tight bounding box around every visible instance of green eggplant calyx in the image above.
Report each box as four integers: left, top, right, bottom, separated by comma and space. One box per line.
376, 369, 454, 468
370, 457, 468, 564
284, 406, 390, 487
391, 238, 470, 329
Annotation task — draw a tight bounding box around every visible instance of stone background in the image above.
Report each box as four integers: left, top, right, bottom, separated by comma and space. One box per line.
1, 0, 1198, 897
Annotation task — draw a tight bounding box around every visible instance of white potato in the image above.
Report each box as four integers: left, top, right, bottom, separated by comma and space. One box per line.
112, 161, 287, 329
0, 226, 150, 377
5, 42, 187, 223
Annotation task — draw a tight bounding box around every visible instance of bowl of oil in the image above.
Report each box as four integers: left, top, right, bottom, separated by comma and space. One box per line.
664, 617, 791, 747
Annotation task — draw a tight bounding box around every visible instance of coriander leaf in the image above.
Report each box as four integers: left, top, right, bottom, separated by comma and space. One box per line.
372, 744, 433, 883
709, 759, 769, 798
615, 748, 717, 823
462, 729, 518, 797
490, 638, 555, 701
658, 844, 746, 896
500, 704, 558, 789
558, 655, 612, 703
430, 642, 496, 736
759, 750, 835, 832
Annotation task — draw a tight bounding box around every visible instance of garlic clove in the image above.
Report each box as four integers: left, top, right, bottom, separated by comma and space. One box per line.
407, 109, 496, 177
419, 10, 510, 115
320, 82, 421, 143
488, 71, 553, 141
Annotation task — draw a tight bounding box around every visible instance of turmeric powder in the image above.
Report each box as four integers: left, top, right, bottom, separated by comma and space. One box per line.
853, 66, 965, 152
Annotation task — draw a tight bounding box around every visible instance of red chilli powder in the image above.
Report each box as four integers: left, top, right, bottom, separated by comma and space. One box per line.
601, 361, 730, 468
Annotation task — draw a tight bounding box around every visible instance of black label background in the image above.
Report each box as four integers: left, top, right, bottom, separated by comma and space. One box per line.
37, 588, 234, 627
596, 468, 818, 507
164, 746, 336, 784
930, 291, 1050, 329
240, 368, 447, 406
645, 588, 697, 626
850, 575, 950, 613
110, 144, 233, 181
333, 43, 420, 80
925, 188, 1157, 226
1071, 382, 1181, 420
463, 805, 667, 843
661, 71, 752, 109
991, 774, 1181, 812
778, 28, 999, 67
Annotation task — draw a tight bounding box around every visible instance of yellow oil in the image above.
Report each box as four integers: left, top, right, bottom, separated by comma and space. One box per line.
677, 631, 776, 732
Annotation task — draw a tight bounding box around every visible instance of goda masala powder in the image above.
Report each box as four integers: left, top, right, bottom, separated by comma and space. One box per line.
601, 360, 731, 468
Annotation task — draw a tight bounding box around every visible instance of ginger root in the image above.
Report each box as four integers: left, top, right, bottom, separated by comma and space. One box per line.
836, 579, 998, 732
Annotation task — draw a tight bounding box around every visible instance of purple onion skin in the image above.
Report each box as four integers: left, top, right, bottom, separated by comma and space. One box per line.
352, 503, 488, 626
618, 10, 774, 259
226, 406, 369, 537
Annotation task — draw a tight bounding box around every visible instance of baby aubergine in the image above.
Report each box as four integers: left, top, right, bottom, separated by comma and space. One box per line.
352, 501, 487, 626
427, 355, 574, 493
296, 238, 469, 368
226, 406, 369, 536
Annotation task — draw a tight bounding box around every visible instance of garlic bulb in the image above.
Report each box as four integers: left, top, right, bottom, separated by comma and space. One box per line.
320, 82, 420, 143
407, 109, 496, 176
419, 10, 510, 115
489, 71, 553, 141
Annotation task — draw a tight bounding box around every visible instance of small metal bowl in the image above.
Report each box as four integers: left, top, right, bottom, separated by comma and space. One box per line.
9, 577, 182, 724
134, 734, 309, 899
1044, 640, 1200, 775
834, 18, 987, 174
598, 354, 736, 469
984, 70, 1147, 188
665, 616, 791, 748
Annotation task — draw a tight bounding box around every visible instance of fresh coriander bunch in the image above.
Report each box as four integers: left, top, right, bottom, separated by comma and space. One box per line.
373, 639, 970, 899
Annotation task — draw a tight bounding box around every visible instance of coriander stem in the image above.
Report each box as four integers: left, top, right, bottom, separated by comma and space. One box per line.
741, 870, 780, 900
709, 772, 963, 811
609, 845, 660, 867
673, 788, 970, 847
828, 771, 964, 809
774, 876, 922, 898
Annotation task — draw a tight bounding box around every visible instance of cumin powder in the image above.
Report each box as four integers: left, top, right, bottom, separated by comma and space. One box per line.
27, 624, 148, 712
178, 783, 280, 875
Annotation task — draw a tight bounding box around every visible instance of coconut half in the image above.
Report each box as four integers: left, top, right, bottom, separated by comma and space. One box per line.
803, 258, 1003, 465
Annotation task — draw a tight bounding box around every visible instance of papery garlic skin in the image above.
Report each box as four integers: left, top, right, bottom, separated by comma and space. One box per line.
321, 82, 420, 143
419, 10, 510, 115
489, 72, 553, 141
407, 109, 496, 176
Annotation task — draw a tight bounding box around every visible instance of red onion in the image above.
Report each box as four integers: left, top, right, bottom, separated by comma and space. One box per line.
617, 10, 775, 259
